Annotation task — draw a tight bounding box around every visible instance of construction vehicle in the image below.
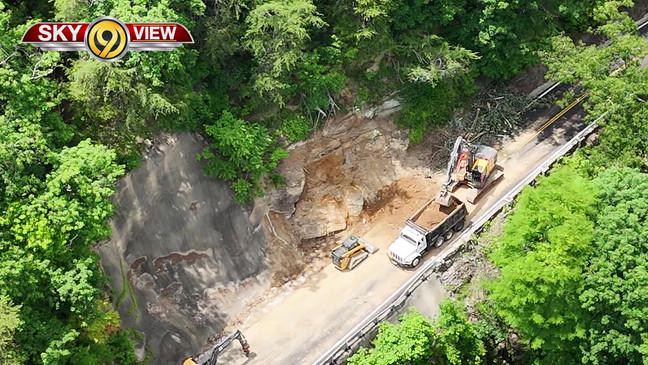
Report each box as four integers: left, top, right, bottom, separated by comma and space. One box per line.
435, 136, 504, 206
331, 235, 378, 270
182, 330, 250, 365
388, 196, 467, 267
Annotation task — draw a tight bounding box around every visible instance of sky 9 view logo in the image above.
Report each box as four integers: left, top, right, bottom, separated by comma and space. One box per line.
22, 16, 193, 62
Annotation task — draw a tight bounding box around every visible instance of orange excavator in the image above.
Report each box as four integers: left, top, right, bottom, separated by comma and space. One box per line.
435, 136, 504, 206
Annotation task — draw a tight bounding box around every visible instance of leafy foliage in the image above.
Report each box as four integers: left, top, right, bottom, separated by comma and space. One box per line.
0, 3, 137, 362
399, 77, 475, 143
488, 166, 598, 359
580, 168, 648, 364
348, 301, 485, 365
348, 310, 435, 365
244, 0, 326, 106
198, 111, 288, 203
541, 2, 648, 171
0, 295, 23, 364
404, 35, 479, 86
433, 300, 486, 364
277, 114, 313, 143
485, 163, 648, 364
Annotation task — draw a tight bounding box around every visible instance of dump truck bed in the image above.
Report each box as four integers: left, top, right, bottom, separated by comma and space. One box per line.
412, 200, 457, 231
407, 195, 465, 234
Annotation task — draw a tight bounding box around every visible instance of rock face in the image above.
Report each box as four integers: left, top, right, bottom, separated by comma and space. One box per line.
97, 133, 269, 364
267, 113, 425, 241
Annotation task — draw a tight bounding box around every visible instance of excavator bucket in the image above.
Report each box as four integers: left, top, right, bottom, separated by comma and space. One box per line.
435, 190, 453, 207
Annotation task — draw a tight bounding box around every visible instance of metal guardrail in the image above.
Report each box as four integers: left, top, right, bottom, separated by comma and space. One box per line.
313, 112, 607, 365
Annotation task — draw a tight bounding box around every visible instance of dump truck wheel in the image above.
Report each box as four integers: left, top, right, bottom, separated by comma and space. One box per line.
445, 230, 453, 241
435, 235, 444, 248
454, 220, 465, 232
411, 257, 421, 267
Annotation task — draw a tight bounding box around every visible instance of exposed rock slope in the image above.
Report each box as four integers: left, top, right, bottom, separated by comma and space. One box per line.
98, 133, 272, 364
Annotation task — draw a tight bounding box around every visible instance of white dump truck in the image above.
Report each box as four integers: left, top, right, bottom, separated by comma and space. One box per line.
388, 195, 467, 267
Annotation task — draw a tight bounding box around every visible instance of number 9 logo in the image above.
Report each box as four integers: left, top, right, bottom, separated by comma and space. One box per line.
85, 17, 129, 61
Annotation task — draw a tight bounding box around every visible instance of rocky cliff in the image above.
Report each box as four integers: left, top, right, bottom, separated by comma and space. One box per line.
97, 133, 271, 364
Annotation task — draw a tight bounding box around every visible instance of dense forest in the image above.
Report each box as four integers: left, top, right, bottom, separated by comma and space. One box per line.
1, 0, 647, 363
349, 1, 648, 364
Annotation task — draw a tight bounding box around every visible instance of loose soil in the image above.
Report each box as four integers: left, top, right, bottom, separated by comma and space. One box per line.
412, 200, 456, 230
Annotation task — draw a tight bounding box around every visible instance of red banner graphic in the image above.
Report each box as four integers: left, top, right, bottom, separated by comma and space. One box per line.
22, 17, 194, 61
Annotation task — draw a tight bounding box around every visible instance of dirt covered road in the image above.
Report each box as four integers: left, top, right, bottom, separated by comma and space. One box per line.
217, 103, 585, 364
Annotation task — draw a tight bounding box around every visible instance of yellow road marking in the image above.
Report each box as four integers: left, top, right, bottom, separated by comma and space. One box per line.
520, 92, 588, 148
518, 53, 644, 150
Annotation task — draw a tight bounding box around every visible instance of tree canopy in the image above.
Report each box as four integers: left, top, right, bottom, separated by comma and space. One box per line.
581, 168, 648, 364
348, 301, 485, 365
3, 0, 647, 362
487, 166, 597, 360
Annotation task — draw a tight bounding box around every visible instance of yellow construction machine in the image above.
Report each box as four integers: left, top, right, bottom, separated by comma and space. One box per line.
331, 235, 377, 271
435, 136, 504, 206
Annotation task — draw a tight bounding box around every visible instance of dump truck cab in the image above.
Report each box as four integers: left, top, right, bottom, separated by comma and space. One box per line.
388, 196, 467, 267
387, 225, 427, 267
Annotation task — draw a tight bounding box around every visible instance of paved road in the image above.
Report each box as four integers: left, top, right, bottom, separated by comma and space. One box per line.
217, 100, 585, 365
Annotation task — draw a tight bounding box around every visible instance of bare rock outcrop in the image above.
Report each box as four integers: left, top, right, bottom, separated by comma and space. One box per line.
266, 113, 425, 242
98, 133, 275, 364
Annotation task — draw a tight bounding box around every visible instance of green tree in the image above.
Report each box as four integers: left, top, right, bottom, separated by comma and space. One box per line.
403, 35, 478, 87
396, 34, 478, 142
432, 300, 486, 365
352, 0, 392, 41
348, 310, 436, 365
244, 0, 326, 106
58, 0, 206, 167
4, 140, 123, 257
580, 167, 648, 364
0, 138, 129, 363
201, 0, 253, 64
541, 1, 648, 171
488, 166, 597, 359
0, 295, 23, 364
348, 302, 485, 365
444, 0, 610, 79
198, 111, 288, 203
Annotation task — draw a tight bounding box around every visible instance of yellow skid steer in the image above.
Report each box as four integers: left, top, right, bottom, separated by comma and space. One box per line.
331, 235, 377, 271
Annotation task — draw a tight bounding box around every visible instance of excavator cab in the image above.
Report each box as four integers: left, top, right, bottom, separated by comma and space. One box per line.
469, 158, 490, 188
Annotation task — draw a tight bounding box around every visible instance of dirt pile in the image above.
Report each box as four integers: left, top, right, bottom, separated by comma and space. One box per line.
266, 113, 429, 244
413, 201, 456, 230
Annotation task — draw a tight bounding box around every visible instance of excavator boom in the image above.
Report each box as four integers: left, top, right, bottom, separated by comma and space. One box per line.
184, 330, 250, 365
435, 137, 465, 207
